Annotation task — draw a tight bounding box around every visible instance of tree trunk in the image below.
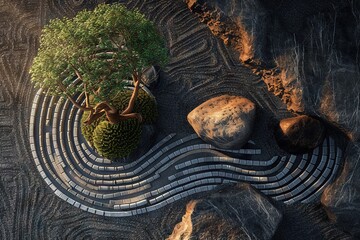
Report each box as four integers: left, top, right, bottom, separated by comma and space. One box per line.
58, 81, 93, 112
83, 110, 105, 125
121, 73, 141, 115
83, 73, 143, 125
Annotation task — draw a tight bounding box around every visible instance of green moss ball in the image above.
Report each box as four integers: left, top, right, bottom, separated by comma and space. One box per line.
80, 111, 106, 146
92, 119, 142, 159
80, 88, 157, 159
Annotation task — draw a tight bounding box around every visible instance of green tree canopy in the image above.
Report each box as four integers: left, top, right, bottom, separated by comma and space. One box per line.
30, 3, 168, 124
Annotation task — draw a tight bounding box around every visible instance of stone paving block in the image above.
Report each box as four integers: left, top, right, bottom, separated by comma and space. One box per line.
278, 178, 287, 186
317, 158, 327, 170
336, 147, 342, 160
288, 181, 296, 189
146, 205, 157, 212
74, 201, 81, 208
162, 184, 171, 192
305, 163, 315, 173
298, 160, 306, 170
88, 207, 96, 214
79, 204, 88, 212
180, 191, 189, 198
310, 154, 318, 164
173, 194, 181, 201
185, 161, 192, 167
129, 202, 137, 208
323, 168, 331, 177
283, 192, 293, 199
135, 200, 147, 207
306, 175, 317, 184
292, 178, 302, 186
95, 210, 105, 216
267, 176, 277, 181
299, 172, 309, 180
298, 184, 307, 192
221, 172, 230, 179
277, 171, 286, 179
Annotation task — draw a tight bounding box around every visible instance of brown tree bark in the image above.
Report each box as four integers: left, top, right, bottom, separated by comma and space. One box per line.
58, 82, 93, 112
121, 73, 141, 115
79, 73, 143, 125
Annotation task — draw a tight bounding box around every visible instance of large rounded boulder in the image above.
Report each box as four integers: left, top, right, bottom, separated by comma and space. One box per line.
187, 95, 256, 149
275, 115, 325, 153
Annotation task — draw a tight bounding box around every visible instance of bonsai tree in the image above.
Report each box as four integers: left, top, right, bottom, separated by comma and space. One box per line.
30, 3, 168, 125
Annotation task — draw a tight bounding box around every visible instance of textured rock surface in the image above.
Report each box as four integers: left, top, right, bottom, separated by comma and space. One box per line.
185, 0, 360, 139
184, 0, 305, 112
0, 0, 355, 239
187, 95, 256, 149
275, 115, 325, 153
183, 0, 360, 236
322, 142, 360, 238
185, 0, 269, 62
319, 67, 360, 141
168, 183, 282, 240
274, 204, 353, 240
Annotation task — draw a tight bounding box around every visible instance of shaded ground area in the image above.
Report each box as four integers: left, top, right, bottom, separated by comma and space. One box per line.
0, 0, 353, 239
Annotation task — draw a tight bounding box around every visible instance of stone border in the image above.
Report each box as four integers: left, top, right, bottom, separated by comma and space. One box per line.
30, 88, 342, 216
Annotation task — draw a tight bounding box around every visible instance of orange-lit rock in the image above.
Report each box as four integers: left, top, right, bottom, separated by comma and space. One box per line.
275, 115, 325, 153
187, 95, 256, 149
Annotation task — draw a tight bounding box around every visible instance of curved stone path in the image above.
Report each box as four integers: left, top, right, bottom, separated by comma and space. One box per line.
30, 88, 343, 217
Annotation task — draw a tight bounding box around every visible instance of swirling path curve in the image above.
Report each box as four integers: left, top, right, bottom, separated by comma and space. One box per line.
30, 88, 342, 217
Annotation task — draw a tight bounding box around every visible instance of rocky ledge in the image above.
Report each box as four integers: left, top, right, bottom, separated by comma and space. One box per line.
167, 183, 282, 240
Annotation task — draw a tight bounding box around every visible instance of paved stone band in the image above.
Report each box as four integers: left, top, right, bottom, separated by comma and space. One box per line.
29, 89, 342, 217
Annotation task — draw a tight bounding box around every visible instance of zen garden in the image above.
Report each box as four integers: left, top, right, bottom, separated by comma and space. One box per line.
20, 1, 360, 239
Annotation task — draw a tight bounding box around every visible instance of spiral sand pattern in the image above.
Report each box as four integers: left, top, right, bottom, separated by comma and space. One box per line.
30, 88, 342, 216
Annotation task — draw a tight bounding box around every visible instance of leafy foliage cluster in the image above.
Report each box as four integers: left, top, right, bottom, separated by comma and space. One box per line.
30, 3, 167, 160
30, 3, 168, 103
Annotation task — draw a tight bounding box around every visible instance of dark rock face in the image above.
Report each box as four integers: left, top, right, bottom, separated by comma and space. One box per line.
141, 66, 160, 89
168, 183, 282, 240
322, 142, 360, 238
185, 0, 360, 139
273, 204, 353, 240
319, 67, 360, 141
275, 115, 325, 153
258, 0, 345, 33
187, 95, 256, 149
184, 0, 269, 62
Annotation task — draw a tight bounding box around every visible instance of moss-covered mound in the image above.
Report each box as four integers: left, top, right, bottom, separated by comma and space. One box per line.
80, 88, 157, 159
80, 111, 106, 146
110, 89, 158, 124
93, 120, 142, 159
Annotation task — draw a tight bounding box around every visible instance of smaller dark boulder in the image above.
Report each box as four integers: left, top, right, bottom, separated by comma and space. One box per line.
167, 183, 282, 240
275, 115, 325, 153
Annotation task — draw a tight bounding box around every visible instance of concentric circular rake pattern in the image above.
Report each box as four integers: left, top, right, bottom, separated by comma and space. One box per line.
30, 88, 343, 217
